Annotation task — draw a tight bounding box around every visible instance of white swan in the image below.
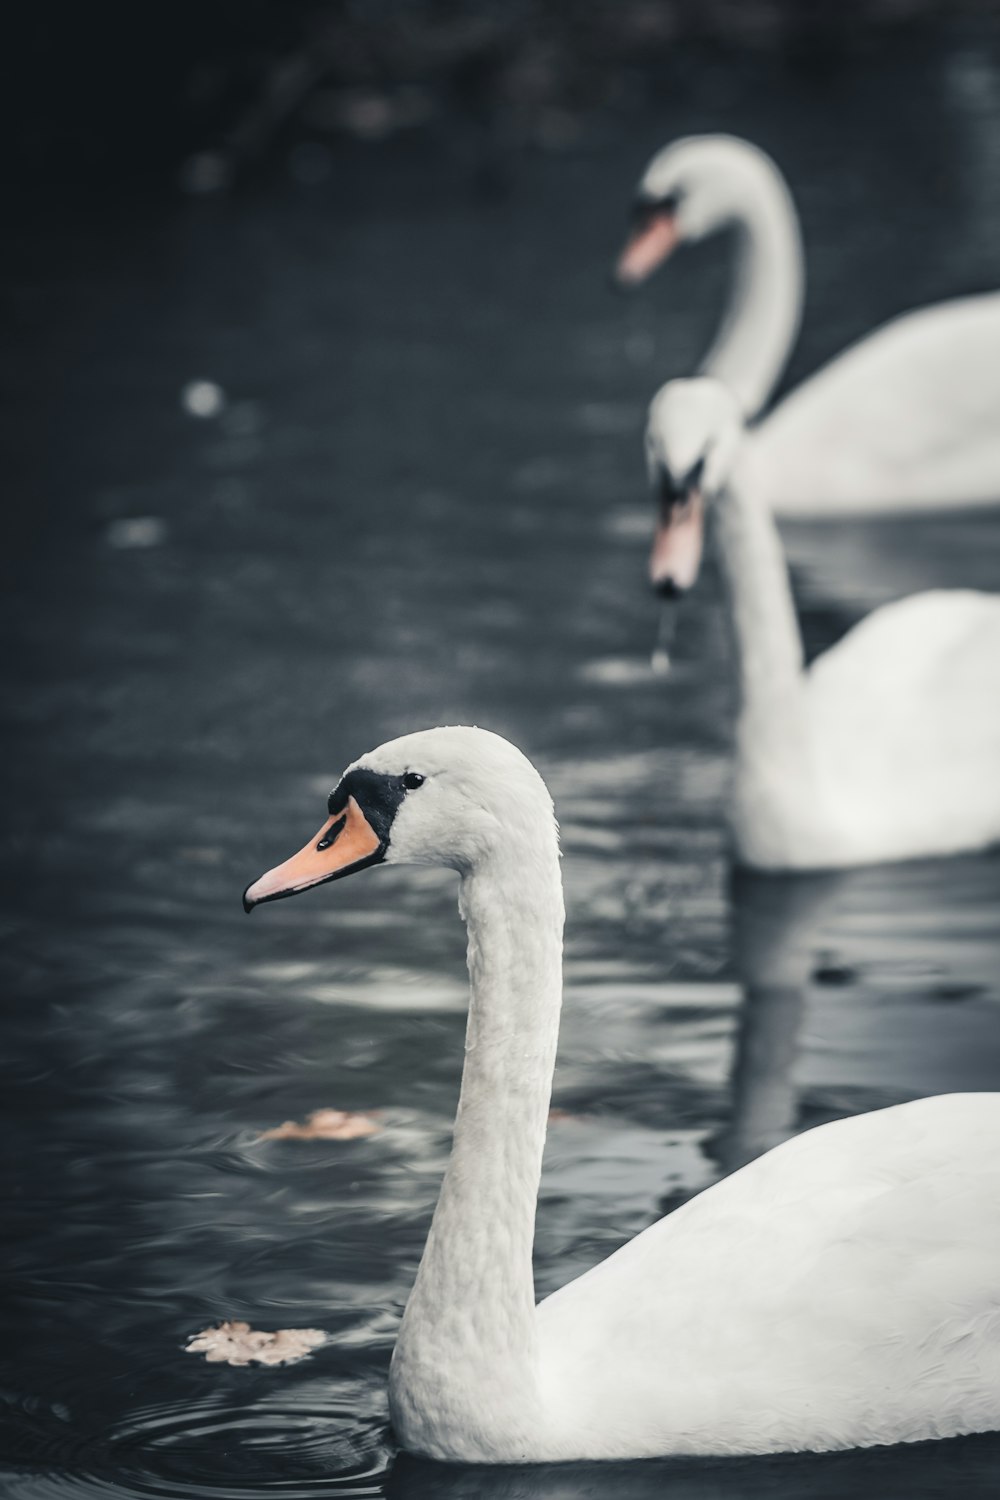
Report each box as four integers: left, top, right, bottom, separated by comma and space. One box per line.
617, 134, 1000, 516
244, 725, 1000, 1462
643, 378, 1000, 868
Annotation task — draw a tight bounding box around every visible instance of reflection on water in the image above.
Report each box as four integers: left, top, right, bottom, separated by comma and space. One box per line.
4, 37, 1000, 1500
720, 857, 1000, 1172
2, 1386, 390, 1500
389, 1435, 1000, 1500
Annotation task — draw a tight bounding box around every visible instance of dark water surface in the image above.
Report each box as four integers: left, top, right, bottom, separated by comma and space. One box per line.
4, 39, 1000, 1500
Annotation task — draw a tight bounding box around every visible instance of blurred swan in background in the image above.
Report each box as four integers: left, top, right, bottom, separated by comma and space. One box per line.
245, 726, 1000, 1463
643, 377, 1000, 868
618, 134, 1000, 516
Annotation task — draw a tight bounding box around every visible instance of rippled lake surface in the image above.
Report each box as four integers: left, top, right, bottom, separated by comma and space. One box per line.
4, 38, 1000, 1500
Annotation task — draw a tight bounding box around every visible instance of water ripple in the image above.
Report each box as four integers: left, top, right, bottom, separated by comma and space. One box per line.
2, 1387, 391, 1500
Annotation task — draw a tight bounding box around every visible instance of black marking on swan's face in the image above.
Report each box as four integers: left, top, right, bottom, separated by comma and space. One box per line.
328, 767, 424, 850
658, 455, 706, 509
241, 765, 430, 912
632, 189, 680, 225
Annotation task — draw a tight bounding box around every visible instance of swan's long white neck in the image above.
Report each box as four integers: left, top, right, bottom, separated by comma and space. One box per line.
713, 479, 804, 725
700, 158, 803, 420
389, 827, 564, 1463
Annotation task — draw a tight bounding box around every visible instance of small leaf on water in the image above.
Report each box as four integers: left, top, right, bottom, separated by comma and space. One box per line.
257, 1108, 381, 1142
185, 1321, 326, 1367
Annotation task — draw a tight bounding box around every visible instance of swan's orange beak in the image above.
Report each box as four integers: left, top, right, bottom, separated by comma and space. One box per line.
615, 210, 681, 287
650, 490, 704, 596
243, 796, 382, 911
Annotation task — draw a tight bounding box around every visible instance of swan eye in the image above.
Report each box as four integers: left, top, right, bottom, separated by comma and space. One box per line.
402, 772, 425, 791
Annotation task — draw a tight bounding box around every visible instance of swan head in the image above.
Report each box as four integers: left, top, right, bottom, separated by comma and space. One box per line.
645, 378, 743, 597
616, 134, 781, 286
243, 726, 557, 910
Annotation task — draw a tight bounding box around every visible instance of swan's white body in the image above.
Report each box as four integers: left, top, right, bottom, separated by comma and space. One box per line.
746, 294, 1000, 516
766, 587, 1000, 867
626, 135, 1000, 517
648, 380, 1000, 869
248, 727, 1000, 1463
537, 1092, 1000, 1459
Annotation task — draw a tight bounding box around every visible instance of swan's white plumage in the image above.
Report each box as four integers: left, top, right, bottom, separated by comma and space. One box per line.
745, 294, 1000, 516
537, 1093, 1000, 1457
645, 379, 1000, 869
253, 727, 1000, 1463
797, 589, 1000, 863
731, 583, 1000, 870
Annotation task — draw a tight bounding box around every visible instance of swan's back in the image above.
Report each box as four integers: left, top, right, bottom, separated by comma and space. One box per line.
536, 1094, 1000, 1458
802, 589, 1000, 862
744, 294, 1000, 516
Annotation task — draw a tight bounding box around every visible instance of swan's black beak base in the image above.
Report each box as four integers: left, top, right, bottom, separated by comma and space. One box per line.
615, 203, 681, 286
649, 485, 705, 597
242, 768, 415, 912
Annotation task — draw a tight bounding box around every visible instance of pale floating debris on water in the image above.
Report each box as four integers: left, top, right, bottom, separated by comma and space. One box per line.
577, 656, 657, 686
257, 1108, 381, 1142
650, 647, 672, 677
180, 379, 226, 419
186, 1321, 326, 1367
106, 517, 167, 550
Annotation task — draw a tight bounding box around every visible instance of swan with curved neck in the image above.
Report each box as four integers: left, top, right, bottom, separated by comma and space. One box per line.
619, 134, 1000, 515
642, 378, 1000, 868
245, 726, 1000, 1461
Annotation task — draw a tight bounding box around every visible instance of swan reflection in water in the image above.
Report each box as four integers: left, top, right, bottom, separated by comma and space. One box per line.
716, 856, 1000, 1173
713, 867, 843, 1173
386, 1431, 1000, 1500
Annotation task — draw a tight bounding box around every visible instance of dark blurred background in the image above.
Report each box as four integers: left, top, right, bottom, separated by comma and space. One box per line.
8, 1, 1000, 200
